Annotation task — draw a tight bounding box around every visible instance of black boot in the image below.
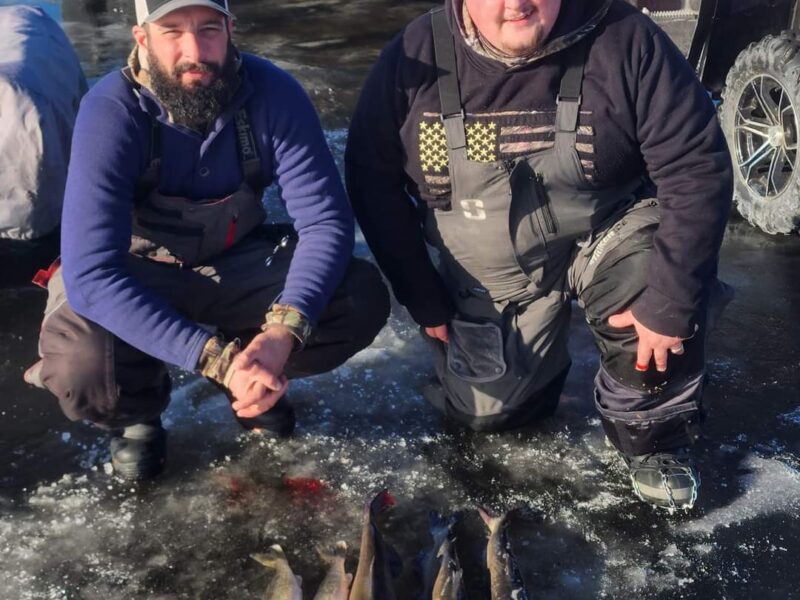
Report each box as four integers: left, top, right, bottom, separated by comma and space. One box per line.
110, 419, 167, 481
622, 447, 700, 512
234, 396, 295, 437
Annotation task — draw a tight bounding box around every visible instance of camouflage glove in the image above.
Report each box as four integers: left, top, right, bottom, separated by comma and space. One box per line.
262, 303, 311, 351
197, 336, 241, 388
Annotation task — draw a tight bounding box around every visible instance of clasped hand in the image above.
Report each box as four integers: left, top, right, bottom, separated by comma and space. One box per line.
226, 327, 294, 418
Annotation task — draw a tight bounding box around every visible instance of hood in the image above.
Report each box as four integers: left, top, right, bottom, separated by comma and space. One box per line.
447, 0, 613, 69
127, 44, 154, 91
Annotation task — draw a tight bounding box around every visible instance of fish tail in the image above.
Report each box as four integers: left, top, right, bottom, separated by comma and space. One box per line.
318, 540, 348, 563
250, 544, 286, 569
428, 510, 449, 535
477, 506, 505, 534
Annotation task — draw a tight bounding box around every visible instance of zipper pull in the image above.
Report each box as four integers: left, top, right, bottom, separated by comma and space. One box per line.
224, 214, 238, 249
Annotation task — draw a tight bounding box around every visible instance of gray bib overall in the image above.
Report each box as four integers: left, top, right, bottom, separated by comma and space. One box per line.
425, 9, 643, 420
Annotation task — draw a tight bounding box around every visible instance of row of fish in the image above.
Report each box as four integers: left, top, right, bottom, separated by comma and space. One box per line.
251, 490, 528, 600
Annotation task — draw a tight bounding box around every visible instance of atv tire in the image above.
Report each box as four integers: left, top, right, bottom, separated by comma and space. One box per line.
720, 33, 800, 234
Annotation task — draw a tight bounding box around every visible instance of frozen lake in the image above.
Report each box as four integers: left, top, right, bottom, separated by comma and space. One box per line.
1, 1, 800, 598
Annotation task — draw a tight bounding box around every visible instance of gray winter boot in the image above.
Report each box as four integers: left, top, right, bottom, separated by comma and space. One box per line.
110, 420, 167, 481
623, 447, 700, 512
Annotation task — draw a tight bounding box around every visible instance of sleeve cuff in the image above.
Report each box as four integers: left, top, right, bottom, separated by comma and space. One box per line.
631, 286, 697, 338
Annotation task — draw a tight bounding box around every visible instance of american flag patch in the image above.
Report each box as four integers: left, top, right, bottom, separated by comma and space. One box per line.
417, 110, 595, 203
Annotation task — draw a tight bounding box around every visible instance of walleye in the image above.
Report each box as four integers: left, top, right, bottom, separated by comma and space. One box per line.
478, 507, 528, 600
314, 541, 353, 600
349, 489, 398, 600
251, 544, 303, 600
432, 535, 464, 600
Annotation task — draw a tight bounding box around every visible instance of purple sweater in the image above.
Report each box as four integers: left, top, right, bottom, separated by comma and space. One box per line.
61, 53, 354, 370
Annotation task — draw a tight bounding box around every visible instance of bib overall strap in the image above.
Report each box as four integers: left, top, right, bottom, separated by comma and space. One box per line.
555, 39, 589, 134
233, 108, 263, 188
431, 8, 467, 153
135, 120, 161, 199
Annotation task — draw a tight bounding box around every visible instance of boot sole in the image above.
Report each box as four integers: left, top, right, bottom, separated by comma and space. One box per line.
112, 457, 166, 481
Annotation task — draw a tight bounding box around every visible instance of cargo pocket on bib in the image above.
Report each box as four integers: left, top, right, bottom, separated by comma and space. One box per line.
447, 319, 507, 383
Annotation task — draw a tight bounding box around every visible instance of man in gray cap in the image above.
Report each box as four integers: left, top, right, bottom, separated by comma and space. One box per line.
26, 0, 389, 480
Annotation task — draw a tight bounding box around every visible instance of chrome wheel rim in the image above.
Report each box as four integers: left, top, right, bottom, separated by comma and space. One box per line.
734, 75, 798, 198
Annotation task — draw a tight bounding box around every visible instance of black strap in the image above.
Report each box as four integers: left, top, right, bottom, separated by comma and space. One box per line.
431, 8, 467, 151
431, 8, 462, 118
233, 108, 259, 163
556, 39, 589, 133
150, 119, 162, 163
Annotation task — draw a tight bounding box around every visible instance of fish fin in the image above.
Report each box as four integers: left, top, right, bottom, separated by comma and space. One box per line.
436, 537, 451, 560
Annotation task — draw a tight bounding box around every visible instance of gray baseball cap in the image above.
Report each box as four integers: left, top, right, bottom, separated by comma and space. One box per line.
135, 0, 233, 26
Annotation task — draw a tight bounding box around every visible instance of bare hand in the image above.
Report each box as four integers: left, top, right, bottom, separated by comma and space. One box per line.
608, 310, 686, 373
424, 324, 449, 344
227, 327, 295, 418
226, 365, 287, 418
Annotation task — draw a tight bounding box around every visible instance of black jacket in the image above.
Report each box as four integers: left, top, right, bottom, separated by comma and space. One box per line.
345, 0, 732, 337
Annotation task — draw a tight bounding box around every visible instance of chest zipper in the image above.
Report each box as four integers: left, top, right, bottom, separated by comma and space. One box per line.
224, 210, 238, 249
533, 173, 558, 235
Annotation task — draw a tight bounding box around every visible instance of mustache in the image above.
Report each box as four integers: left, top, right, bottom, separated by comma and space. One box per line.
173, 61, 222, 78
506, 9, 535, 19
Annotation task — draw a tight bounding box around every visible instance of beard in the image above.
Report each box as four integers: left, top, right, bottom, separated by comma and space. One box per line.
147, 42, 239, 132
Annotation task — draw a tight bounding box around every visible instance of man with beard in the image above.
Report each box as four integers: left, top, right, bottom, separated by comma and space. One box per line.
345, 0, 733, 511
25, 0, 390, 480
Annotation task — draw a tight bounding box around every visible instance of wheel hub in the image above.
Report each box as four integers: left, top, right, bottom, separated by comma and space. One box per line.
733, 74, 798, 198
768, 125, 784, 148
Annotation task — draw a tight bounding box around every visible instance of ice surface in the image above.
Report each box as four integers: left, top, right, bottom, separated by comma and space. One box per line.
3, 293, 800, 599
